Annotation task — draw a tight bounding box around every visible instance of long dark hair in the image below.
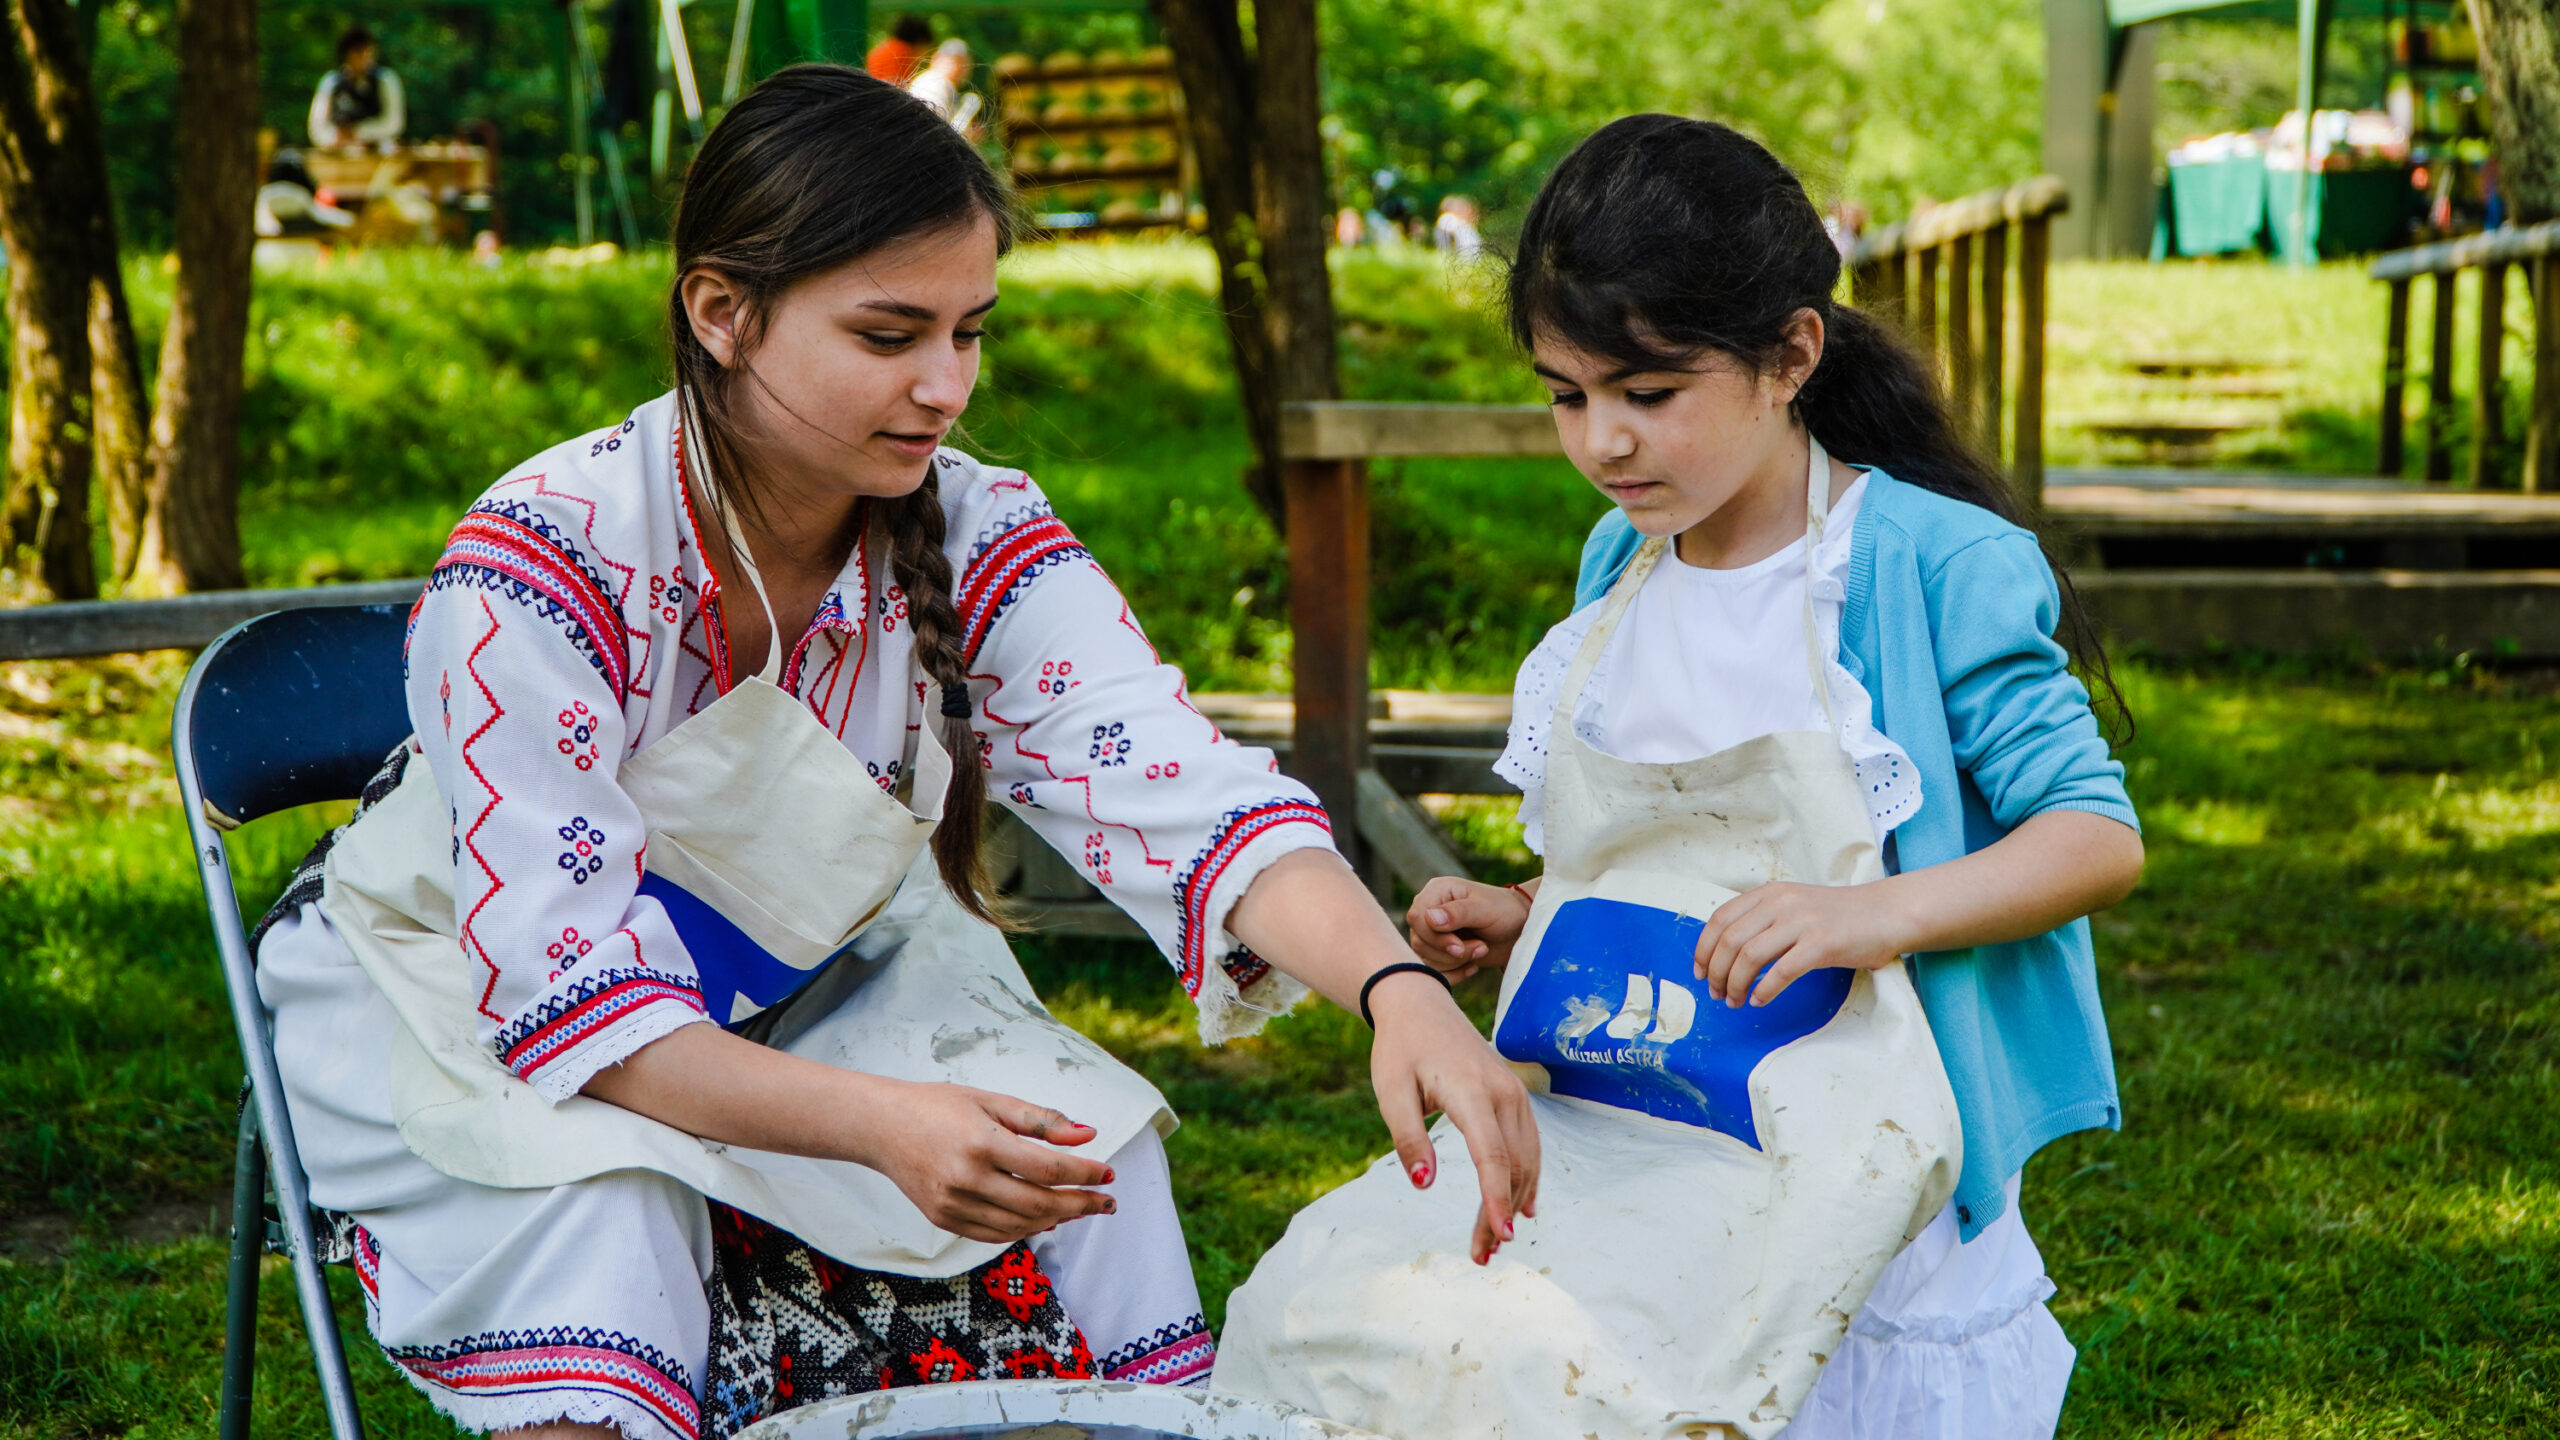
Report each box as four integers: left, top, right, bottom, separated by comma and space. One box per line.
670, 64, 1019, 919
1507, 113, 2126, 732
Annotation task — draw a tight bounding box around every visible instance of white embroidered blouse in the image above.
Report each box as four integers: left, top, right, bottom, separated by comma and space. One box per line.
403, 391, 1333, 1103
1495, 476, 1924, 855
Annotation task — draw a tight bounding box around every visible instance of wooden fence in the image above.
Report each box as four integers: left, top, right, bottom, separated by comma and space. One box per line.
1847, 175, 2068, 508
2370, 219, 2560, 492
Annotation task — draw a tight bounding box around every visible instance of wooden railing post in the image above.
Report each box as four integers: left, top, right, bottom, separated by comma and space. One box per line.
2016, 212, 2050, 511
1913, 243, 1941, 371
2530, 257, 2559, 494
2426, 268, 2459, 483
1283, 456, 1371, 871
2473, 262, 2508, 490
2381, 277, 2411, 476
1872, 247, 1906, 315
1979, 221, 2008, 461
1947, 231, 1977, 440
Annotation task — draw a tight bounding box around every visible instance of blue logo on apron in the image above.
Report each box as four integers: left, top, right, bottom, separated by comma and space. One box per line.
1492, 896, 1851, 1148
637, 872, 834, 1029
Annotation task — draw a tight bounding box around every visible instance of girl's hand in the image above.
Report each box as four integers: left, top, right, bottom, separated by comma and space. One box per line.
1228, 849, 1543, 1266
1694, 880, 1906, 1007
1404, 876, 1537, 979
1695, 810, 2146, 1007
848, 1081, 1117, 1244
1365, 969, 1542, 1267
583, 1026, 1114, 1244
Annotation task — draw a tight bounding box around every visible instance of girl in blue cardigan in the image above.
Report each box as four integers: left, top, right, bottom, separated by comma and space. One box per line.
1215, 117, 2142, 1440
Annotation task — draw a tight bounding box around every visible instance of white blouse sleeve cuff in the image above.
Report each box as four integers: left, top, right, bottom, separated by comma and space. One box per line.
523, 995, 711, 1106
1191, 816, 1333, 1045
1494, 607, 1602, 858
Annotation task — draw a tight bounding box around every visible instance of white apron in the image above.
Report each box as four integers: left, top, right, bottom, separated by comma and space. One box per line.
317, 498, 1172, 1278
1215, 441, 1963, 1440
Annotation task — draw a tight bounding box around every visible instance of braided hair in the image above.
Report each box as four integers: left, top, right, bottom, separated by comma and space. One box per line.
668, 64, 1019, 919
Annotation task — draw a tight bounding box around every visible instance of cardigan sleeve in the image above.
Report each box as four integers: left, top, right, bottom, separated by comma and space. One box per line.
1925, 531, 2140, 834
1574, 509, 1644, 612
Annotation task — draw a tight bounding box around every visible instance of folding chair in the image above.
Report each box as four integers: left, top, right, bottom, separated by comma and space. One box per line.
175, 602, 416, 1440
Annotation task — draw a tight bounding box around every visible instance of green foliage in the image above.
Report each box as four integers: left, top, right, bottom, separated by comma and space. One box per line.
1811, 0, 2045, 214
2155, 14, 2397, 150
95, 0, 592, 247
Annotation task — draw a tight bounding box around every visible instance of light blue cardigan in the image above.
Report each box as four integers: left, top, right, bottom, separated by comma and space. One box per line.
1573, 471, 2137, 1240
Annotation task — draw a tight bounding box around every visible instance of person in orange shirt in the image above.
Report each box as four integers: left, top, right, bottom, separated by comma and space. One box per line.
866, 14, 933, 83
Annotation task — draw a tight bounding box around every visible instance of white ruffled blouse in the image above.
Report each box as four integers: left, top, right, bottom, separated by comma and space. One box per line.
1495, 476, 1924, 856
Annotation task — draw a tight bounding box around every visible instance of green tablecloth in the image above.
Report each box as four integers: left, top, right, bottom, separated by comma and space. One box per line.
2168, 154, 2269, 256
2265, 166, 2418, 261
2164, 157, 2417, 260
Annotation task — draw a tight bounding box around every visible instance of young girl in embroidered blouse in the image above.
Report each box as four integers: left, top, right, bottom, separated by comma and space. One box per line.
252, 67, 1538, 1440
1214, 116, 2143, 1440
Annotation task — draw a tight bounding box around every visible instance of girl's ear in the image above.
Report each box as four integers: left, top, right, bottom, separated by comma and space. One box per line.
681, 267, 747, 369
1772, 306, 1826, 407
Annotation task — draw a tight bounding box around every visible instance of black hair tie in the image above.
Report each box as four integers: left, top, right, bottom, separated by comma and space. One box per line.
1359, 961, 1453, 1028
939, 683, 973, 719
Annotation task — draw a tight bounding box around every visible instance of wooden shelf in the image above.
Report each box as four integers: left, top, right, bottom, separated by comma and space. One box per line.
1003, 113, 1177, 133
1014, 165, 1181, 186
999, 62, 1177, 82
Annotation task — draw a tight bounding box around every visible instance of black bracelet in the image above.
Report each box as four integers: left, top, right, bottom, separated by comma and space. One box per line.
1359, 961, 1452, 1028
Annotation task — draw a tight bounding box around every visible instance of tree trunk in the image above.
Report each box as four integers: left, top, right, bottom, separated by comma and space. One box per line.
1152, 0, 1338, 531
1248, 0, 1339, 417
2472, 0, 2560, 224
133, 0, 258, 593
92, 254, 150, 581
0, 0, 106, 599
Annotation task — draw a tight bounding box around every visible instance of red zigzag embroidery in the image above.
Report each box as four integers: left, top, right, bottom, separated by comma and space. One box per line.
460, 596, 509, 1023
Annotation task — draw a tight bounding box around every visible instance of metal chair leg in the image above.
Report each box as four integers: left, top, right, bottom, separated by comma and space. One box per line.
219, 1101, 263, 1440
260, 1106, 368, 1440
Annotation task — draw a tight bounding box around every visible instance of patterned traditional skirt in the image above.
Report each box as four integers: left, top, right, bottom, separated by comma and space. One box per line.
703, 1208, 1094, 1435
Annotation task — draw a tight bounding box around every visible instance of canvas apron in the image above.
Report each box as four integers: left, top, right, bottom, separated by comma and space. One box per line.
1215, 441, 1962, 1440
317, 499, 1171, 1278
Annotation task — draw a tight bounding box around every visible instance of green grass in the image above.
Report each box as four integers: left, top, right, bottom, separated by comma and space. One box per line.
2042, 258, 2539, 479
7, 241, 2556, 1437
3, 652, 2555, 1438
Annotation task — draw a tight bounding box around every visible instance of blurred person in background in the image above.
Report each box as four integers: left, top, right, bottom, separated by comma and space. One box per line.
254, 149, 355, 236
308, 24, 405, 150
867, 14, 935, 84
907, 40, 982, 138
1434, 195, 1483, 260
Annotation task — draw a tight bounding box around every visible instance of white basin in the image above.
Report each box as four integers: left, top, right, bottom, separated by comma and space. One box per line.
733, 1380, 1390, 1440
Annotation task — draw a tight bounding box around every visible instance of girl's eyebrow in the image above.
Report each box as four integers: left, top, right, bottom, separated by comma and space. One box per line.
852, 295, 1001, 321
1532, 360, 1673, 387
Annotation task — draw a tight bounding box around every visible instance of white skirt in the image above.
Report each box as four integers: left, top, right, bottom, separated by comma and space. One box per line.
1779, 1173, 2076, 1440
259, 900, 1214, 1440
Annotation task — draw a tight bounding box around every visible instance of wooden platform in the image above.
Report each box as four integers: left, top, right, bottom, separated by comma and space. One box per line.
2044, 466, 2560, 569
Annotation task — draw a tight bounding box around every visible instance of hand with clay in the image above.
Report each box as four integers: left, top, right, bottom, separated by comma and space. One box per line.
1403, 875, 1539, 981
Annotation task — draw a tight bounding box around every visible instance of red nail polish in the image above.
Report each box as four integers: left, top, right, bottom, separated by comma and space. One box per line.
1501, 1219, 1515, 1239
1412, 1163, 1431, 1186
1102, 1168, 1116, 1184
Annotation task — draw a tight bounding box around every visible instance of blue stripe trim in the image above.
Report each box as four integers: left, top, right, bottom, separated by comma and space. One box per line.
636, 872, 828, 1028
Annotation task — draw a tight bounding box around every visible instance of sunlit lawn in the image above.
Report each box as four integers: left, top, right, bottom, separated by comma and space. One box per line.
2, 648, 2554, 1438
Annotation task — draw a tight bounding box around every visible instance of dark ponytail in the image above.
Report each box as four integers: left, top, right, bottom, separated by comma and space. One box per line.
669, 64, 1019, 920
1507, 114, 2126, 734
